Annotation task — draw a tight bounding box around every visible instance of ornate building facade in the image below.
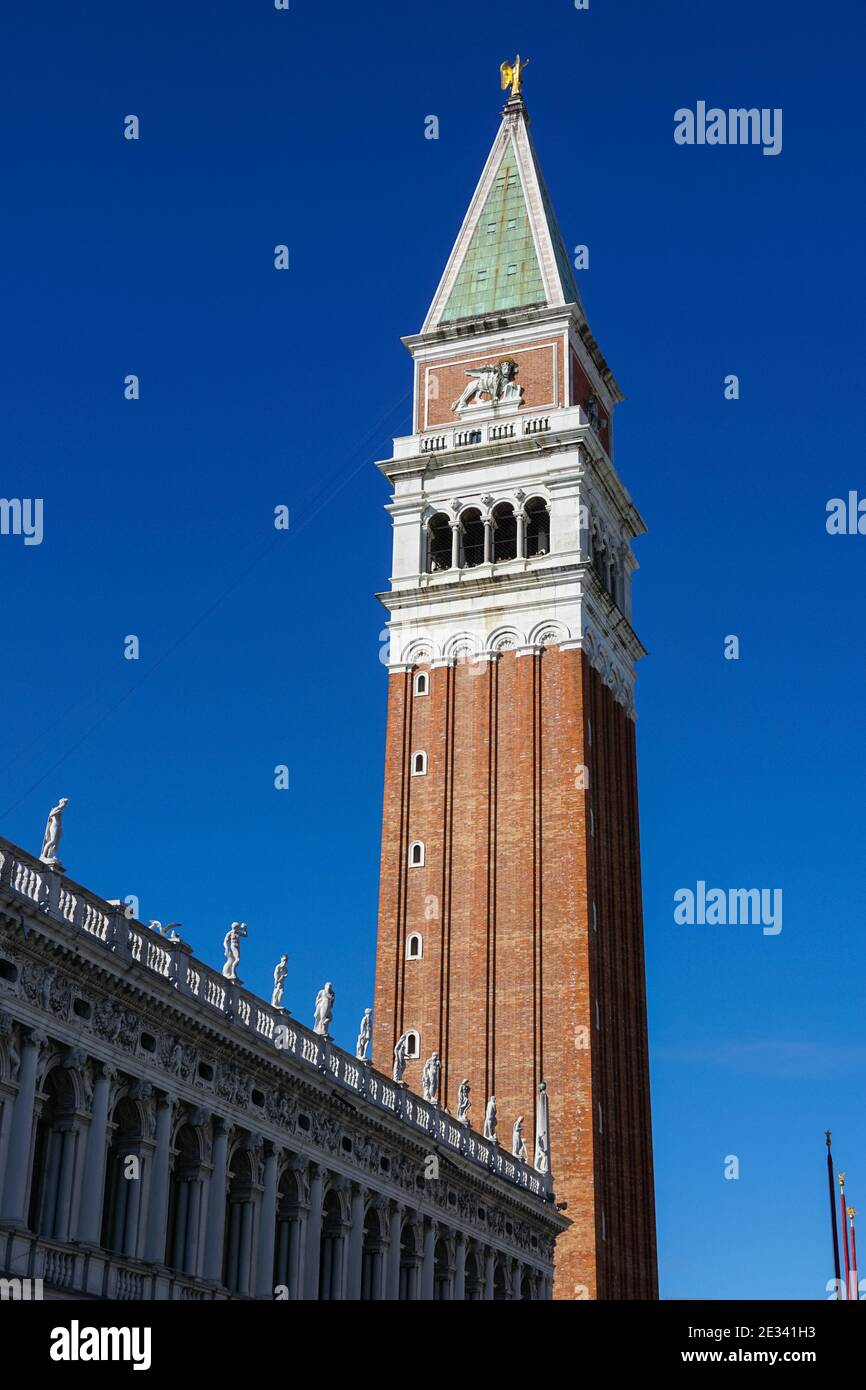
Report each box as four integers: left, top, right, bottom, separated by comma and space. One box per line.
0, 834, 565, 1300
372, 80, 658, 1298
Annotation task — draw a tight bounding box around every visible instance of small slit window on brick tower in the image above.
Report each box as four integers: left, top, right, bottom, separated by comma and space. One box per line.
427, 512, 451, 573
405, 1030, 420, 1058
413, 671, 429, 697
409, 840, 425, 867
412, 751, 427, 776
525, 496, 550, 557
492, 502, 517, 562
406, 932, 423, 960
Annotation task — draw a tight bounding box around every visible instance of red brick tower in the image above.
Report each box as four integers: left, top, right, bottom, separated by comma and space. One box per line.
372, 80, 657, 1300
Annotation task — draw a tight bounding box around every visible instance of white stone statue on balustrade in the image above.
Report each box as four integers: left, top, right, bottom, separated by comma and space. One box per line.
313, 981, 334, 1036
221, 921, 248, 981
483, 1095, 498, 1143
422, 1051, 441, 1104
271, 955, 289, 1010
456, 1078, 471, 1124
534, 1080, 551, 1174
512, 1115, 528, 1163
39, 797, 69, 870
392, 1031, 411, 1084
355, 1007, 372, 1060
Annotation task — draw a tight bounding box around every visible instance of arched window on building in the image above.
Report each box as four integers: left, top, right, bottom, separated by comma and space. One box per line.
427, 512, 452, 573
102, 1095, 149, 1258
408, 841, 425, 868
434, 1236, 453, 1299
461, 508, 485, 568
273, 1162, 304, 1299
399, 1219, 423, 1300
464, 1248, 484, 1300
492, 502, 517, 562
165, 1121, 207, 1277
318, 1188, 345, 1300
404, 1030, 420, 1058
223, 1143, 260, 1297
406, 932, 423, 960
525, 497, 550, 557
412, 750, 427, 776
28, 1064, 77, 1243
361, 1204, 387, 1300
413, 671, 429, 697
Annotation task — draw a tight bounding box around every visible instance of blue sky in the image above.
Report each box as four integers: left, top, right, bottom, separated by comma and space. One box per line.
1, 0, 864, 1300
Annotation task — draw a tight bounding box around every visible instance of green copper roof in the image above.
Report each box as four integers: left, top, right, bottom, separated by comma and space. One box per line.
440, 142, 546, 323
536, 159, 583, 308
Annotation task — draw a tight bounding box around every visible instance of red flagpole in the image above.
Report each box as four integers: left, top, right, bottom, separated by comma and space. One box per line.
840, 1174, 852, 1300
848, 1208, 859, 1301
826, 1132, 842, 1292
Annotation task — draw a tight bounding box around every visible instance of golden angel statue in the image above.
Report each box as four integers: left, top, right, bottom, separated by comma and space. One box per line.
500, 55, 529, 99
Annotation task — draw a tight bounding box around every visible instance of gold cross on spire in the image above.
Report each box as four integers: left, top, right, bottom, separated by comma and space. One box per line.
500, 55, 529, 99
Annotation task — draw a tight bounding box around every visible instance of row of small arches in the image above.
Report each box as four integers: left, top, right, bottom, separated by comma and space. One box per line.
408, 621, 572, 682
426, 497, 550, 573
407, 629, 632, 709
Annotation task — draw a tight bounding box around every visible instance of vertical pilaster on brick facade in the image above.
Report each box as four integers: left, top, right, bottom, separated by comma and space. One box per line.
372, 84, 656, 1300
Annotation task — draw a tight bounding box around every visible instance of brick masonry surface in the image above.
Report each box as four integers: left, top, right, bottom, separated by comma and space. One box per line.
419, 338, 564, 431
373, 646, 658, 1299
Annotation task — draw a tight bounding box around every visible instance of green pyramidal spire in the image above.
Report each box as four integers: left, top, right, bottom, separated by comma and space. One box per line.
424, 99, 584, 332
440, 142, 546, 322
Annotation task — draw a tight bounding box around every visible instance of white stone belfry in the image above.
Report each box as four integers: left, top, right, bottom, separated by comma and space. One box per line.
375, 94, 646, 715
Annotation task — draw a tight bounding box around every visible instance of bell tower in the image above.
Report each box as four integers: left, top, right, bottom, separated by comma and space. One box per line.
372, 72, 657, 1300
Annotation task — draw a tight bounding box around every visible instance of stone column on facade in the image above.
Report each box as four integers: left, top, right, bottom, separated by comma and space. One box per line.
345, 1182, 366, 1301
511, 1260, 523, 1301
284, 1155, 309, 1300
454, 1231, 467, 1301
186, 1172, 205, 1275
123, 1150, 144, 1258
330, 1220, 347, 1300
450, 520, 461, 570
203, 1116, 231, 1282
288, 1214, 306, 1298
38, 1123, 64, 1236
127, 1082, 158, 1260
386, 1198, 404, 1300
421, 1219, 436, 1300
255, 1140, 281, 1299
172, 1179, 190, 1269
483, 516, 494, 564
51, 1130, 77, 1240
143, 1092, 174, 1263
0, 1096, 12, 1212
484, 1246, 495, 1301
516, 508, 527, 560
237, 1186, 258, 1297
360, 1199, 384, 1300
0, 1028, 45, 1226
303, 1164, 325, 1299
275, 1211, 290, 1289
75, 1062, 116, 1245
